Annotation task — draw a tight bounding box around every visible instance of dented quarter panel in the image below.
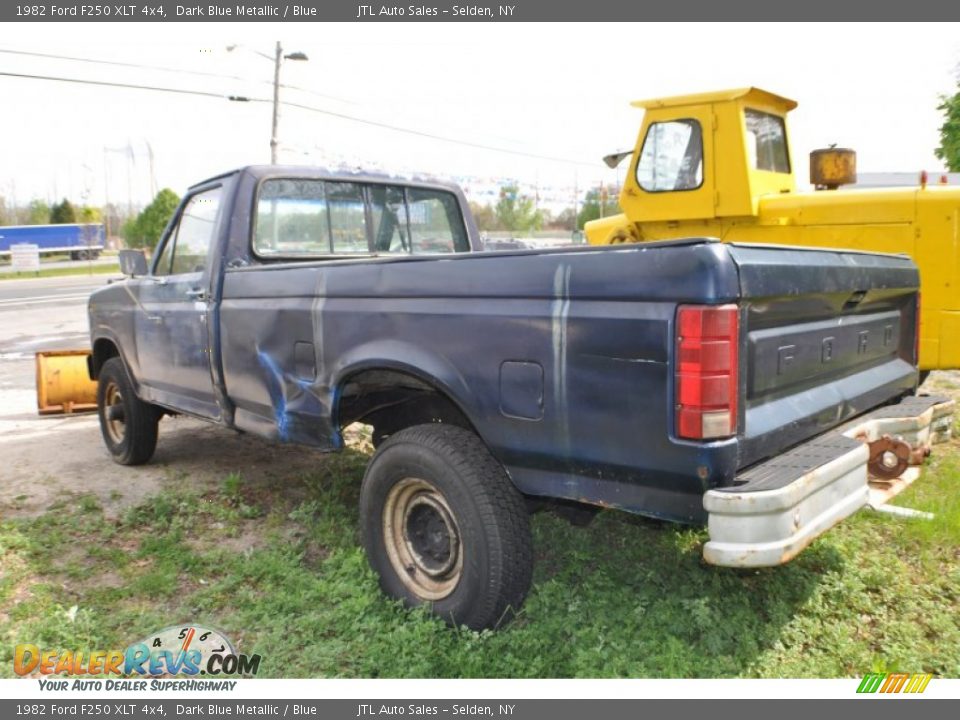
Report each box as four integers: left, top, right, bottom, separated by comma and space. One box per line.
218, 232, 743, 523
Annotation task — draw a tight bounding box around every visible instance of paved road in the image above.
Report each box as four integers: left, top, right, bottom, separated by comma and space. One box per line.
0, 274, 119, 360
0, 273, 119, 306
0, 256, 117, 275
0, 268, 327, 521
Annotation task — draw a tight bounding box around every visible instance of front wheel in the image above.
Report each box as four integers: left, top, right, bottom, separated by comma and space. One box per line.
360, 424, 533, 630
97, 357, 160, 465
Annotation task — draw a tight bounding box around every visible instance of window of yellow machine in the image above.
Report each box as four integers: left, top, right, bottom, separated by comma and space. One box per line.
744, 109, 790, 173
635, 119, 704, 193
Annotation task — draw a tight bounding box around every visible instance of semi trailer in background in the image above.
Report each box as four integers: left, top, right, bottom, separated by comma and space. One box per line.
0, 223, 105, 260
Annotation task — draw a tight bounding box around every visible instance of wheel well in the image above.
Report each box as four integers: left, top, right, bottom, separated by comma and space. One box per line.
337, 368, 476, 445
90, 339, 120, 380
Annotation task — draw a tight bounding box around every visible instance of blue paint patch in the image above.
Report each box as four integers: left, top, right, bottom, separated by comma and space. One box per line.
256, 350, 291, 441
329, 383, 344, 449
255, 347, 336, 447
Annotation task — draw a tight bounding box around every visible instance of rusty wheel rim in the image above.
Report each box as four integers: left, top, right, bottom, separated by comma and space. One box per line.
103, 380, 126, 445
383, 478, 462, 601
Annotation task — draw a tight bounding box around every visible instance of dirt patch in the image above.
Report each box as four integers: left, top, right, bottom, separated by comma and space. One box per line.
925, 369, 960, 400
0, 403, 336, 520
185, 522, 267, 555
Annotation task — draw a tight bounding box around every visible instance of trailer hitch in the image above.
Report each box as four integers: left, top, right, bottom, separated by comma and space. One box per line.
866, 435, 912, 480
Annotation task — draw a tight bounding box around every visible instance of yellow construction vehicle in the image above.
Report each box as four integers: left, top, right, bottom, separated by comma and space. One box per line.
585, 87, 960, 372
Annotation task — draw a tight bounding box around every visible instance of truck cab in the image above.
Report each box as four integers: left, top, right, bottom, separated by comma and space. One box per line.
586, 87, 960, 372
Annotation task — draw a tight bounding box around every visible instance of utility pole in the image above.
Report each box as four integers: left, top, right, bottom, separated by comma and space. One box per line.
103, 147, 111, 241
271, 41, 282, 164
269, 42, 310, 163
146, 141, 158, 197
126, 141, 134, 219
572, 170, 578, 233
229, 42, 308, 164
9, 180, 19, 224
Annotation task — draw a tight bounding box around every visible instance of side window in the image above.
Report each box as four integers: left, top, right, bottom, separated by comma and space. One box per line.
745, 109, 790, 173
636, 119, 703, 192
154, 187, 221, 276
406, 189, 469, 253
153, 229, 176, 276
326, 182, 368, 253
255, 179, 330, 255
369, 185, 410, 253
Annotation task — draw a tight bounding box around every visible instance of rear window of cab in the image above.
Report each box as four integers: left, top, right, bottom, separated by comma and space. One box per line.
253, 178, 470, 258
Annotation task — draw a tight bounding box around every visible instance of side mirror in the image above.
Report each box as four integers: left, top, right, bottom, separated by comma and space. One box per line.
119, 249, 149, 277
602, 150, 633, 169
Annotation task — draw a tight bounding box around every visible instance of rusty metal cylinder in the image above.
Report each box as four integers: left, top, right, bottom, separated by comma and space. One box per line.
810, 148, 857, 189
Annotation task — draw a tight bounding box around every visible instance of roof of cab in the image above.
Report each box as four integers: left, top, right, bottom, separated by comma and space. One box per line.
631, 87, 798, 112
189, 165, 464, 193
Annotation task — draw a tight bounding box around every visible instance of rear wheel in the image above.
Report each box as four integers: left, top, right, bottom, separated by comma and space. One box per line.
97, 357, 160, 465
360, 424, 533, 630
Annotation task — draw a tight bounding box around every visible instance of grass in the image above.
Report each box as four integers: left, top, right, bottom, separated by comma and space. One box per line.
0, 263, 120, 281
1, 426, 958, 679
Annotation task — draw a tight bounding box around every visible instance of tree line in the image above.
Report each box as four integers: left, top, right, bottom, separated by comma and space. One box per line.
936, 83, 960, 172
0, 189, 182, 253
1, 183, 620, 248
469, 184, 621, 234
0, 197, 103, 226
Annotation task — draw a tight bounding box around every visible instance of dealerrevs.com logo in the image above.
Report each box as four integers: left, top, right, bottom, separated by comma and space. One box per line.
14, 625, 261, 680
857, 673, 933, 694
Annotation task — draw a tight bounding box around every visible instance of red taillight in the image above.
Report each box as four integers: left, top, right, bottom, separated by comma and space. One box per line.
675, 304, 739, 440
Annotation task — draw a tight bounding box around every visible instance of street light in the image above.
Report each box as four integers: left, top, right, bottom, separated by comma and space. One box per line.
227, 42, 309, 163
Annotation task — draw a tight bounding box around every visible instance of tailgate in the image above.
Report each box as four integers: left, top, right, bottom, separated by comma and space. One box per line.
728, 244, 920, 468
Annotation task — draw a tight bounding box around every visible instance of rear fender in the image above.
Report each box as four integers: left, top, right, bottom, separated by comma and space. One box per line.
331, 340, 483, 445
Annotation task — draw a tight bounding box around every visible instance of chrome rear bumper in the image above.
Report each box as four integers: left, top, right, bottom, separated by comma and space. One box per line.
703, 395, 954, 568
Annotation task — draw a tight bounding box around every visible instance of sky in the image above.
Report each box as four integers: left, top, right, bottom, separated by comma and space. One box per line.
1, 22, 958, 214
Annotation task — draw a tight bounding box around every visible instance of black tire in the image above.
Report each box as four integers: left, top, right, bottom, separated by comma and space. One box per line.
360, 424, 533, 630
97, 357, 160, 465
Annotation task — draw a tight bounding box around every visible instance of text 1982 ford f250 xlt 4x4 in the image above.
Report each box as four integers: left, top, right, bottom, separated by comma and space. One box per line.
87, 166, 954, 629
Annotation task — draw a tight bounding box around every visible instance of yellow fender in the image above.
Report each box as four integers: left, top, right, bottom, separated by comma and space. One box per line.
584, 213, 639, 245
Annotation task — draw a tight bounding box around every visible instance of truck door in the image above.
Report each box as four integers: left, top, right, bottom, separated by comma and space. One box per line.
135, 186, 222, 419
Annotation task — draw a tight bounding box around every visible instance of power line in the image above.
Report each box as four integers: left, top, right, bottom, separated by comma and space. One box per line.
279, 98, 596, 166
0, 70, 599, 167
0, 70, 241, 100
0, 46, 356, 105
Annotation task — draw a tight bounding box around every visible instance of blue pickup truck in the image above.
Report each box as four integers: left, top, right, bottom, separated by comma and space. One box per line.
87, 166, 953, 629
